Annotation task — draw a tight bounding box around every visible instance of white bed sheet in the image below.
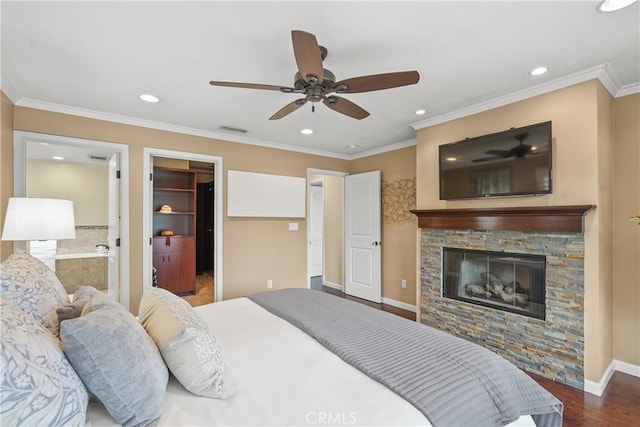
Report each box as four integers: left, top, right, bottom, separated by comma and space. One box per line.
85, 297, 536, 426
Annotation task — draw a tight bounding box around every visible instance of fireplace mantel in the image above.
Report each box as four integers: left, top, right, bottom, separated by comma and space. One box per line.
411, 205, 595, 233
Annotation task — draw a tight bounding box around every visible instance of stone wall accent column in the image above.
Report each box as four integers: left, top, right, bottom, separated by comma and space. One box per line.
420, 228, 585, 388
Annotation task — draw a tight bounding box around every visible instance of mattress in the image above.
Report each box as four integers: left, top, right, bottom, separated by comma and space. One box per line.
85, 297, 537, 426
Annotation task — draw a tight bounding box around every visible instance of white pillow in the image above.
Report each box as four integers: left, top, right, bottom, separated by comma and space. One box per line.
139, 286, 226, 398
0, 250, 68, 336
0, 299, 88, 426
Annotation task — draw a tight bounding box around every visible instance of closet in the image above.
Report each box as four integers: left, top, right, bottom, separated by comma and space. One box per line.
152, 167, 196, 294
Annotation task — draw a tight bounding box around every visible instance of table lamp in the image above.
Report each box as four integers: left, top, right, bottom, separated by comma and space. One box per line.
1, 197, 76, 270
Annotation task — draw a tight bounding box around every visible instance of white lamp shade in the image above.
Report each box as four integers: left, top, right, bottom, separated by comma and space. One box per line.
1, 198, 76, 241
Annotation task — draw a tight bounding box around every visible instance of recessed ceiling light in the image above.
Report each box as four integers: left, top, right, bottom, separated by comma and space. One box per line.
52, 156, 65, 160
300, 128, 313, 135
445, 157, 458, 162
346, 144, 359, 151
40, 142, 49, 146
415, 109, 427, 115
596, 0, 637, 12
529, 66, 548, 76
140, 94, 160, 103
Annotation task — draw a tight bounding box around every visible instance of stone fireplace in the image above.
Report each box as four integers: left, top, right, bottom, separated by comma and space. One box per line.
412, 206, 594, 389
442, 247, 546, 320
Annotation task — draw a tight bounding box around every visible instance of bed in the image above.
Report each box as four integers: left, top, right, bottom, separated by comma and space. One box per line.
88, 290, 560, 427
0, 251, 562, 427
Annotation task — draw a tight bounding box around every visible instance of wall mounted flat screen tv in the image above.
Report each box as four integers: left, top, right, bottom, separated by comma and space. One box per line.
439, 121, 552, 200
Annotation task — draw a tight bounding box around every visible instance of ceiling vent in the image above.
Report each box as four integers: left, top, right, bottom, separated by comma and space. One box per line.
89, 154, 108, 162
218, 125, 248, 134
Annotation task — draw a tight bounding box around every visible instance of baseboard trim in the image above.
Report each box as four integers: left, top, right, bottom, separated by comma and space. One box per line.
584, 359, 640, 396
322, 281, 342, 291
584, 360, 616, 397
381, 297, 417, 313
615, 360, 640, 378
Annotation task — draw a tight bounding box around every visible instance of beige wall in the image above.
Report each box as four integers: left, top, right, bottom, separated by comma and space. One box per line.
415, 80, 618, 383
588, 83, 614, 379
416, 81, 601, 209
12, 106, 349, 310
351, 146, 417, 305
26, 159, 108, 225
0, 92, 14, 261
612, 93, 640, 367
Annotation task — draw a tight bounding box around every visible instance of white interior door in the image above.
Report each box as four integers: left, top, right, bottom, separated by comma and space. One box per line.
107, 153, 120, 302
344, 171, 381, 303
309, 184, 324, 277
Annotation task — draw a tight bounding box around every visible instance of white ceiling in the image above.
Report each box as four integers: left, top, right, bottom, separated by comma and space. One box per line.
2, 1, 639, 158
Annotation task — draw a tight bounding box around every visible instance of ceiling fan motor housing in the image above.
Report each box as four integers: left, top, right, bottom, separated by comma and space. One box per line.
294, 69, 336, 88
293, 68, 338, 102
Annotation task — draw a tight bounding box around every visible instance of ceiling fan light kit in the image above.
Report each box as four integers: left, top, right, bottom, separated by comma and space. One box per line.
209, 30, 420, 120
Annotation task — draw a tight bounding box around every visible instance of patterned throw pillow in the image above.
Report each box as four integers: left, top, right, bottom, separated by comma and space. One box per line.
139, 286, 226, 398
60, 287, 168, 427
0, 299, 88, 427
0, 250, 69, 336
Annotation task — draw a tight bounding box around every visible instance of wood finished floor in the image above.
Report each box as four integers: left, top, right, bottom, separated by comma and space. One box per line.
182, 272, 214, 307
186, 281, 639, 426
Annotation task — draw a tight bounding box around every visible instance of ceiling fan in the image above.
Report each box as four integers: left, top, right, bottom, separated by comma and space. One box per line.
209, 30, 420, 120
472, 133, 533, 163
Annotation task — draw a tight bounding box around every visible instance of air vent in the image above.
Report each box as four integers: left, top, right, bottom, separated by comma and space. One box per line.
89, 154, 108, 162
218, 125, 248, 134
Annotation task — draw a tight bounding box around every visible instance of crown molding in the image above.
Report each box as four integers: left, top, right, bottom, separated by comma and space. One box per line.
411, 63, 639, 131
617, 81, 640, 97
597, 63, 622, 96
349, 138, 416, 160
0, 72, 20, 104
14, 98, 352, 160
8, 63, 638, 158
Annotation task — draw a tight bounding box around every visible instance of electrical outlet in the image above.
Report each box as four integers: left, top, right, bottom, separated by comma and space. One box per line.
401, 279, 407, 289
267, 279, 273, 289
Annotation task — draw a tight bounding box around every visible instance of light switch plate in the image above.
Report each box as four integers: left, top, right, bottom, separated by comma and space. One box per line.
288, 222, 299, 231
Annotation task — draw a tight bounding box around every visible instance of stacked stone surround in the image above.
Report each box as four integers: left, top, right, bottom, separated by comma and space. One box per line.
420, 228, 584, 389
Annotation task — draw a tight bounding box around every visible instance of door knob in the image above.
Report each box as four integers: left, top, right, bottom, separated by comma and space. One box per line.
372, 241, 381, 246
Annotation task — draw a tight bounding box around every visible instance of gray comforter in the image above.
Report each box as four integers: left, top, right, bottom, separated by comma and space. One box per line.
249, 288, 562, 427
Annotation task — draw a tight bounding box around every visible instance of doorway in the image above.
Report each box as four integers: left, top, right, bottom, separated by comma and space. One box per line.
306, 168, 382, 303
143, 148, 223, 303
13, 131, 130, 308
306, 169, 347, 291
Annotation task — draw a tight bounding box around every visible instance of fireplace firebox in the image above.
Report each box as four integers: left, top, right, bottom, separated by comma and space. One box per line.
442, 247, 546, 320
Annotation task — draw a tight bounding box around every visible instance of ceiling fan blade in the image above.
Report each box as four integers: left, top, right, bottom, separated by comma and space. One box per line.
209, 81, 291, 92
291, 30, 324, 83
323, 96, 370, 120
485, 149, 511, 157
333, 71, 419, 93
472, 156, 500, 163
269, 98, 308, 120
